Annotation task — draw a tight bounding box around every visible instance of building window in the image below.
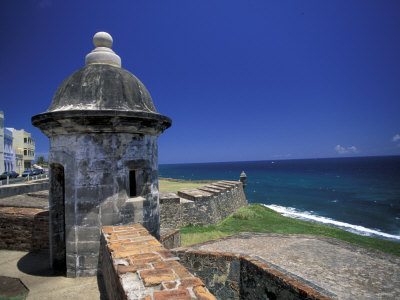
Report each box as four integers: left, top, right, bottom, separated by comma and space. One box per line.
24, 149, 27, 155
129, 170, 137, 197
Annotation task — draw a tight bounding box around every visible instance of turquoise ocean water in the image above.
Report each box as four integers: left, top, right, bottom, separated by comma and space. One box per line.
159, 156, 400, 241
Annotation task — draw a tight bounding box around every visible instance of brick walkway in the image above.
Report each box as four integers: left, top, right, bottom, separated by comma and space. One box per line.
183, 233, 400, 300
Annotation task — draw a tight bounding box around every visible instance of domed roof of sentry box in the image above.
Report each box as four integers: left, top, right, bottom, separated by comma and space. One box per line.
32, 32, 171, 136
47, 32, 156, 113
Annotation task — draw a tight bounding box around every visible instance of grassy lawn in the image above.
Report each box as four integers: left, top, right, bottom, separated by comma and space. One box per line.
159, 178, 214, 193
180, 204, 400, 257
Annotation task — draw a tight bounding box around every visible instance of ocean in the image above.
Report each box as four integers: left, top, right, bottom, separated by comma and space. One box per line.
159, 156, 400, 241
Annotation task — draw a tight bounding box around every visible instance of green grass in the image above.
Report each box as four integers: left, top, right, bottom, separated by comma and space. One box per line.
159, 179, 214, 193
181, 204, 400, 257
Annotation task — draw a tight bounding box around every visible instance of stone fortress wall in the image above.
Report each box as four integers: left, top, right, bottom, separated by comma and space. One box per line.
0, 179, 247, 252
159, 180, 247, 229
0, 207, 49, 252
173, 246, 334, 300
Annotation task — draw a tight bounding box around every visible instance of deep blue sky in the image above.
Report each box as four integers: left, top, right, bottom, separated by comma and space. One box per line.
1, 0, 399, 163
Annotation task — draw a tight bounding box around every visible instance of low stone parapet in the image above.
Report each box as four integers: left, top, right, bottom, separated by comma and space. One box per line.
173, 247, 333, 300
160, 228, 181, 250
101, 223, 216, 300
0, 179, 49, 199
0, 206, 49, 251
160, 180, 247, 228
177, 190, 213, 202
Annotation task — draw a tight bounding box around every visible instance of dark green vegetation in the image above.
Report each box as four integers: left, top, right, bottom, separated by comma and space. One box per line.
181, 204, 400, 257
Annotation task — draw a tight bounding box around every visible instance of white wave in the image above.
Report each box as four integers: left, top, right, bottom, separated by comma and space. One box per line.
264, 204, 400, 241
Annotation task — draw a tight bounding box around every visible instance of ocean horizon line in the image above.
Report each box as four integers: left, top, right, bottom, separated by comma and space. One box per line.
159, 154, 400, 166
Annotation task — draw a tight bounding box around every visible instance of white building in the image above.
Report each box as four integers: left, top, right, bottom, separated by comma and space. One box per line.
7, 128, 35, 173
4, 128, 15, 172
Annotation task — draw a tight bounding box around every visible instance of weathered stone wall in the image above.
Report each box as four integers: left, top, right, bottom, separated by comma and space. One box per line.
239, 256, 333, 300
0, 180, 49, 199
101, 223, 216, 299
172, 248, 333, 300
174, 250, 241, 299
160, 228, 181, 250
160, 181, 247, 228
49, 132, 160, 277
0, 204, 178, 253
0, 207, 49, 251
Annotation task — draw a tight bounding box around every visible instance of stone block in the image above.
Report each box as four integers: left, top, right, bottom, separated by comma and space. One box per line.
153, 261, 181, 269
77, 241, 101, 254
172, 265, 193, 279
159, 192, 180, 204
76, 201, 100, 214
156, 249, 175, 259
179, 277, 204, 288
76, 211, 100, 227
89, 159, 112, 171
77, 226, 100, 241
101, 213, 122, 225
78, 254, 99, 269
65, 241, 77, 254
66, 268, 77, 278
123, 196, 146, 212
100, 173, 114, 185
76, 268, 98, 277
177, 190, 212, 202
124, 159, 148, 170
228, 260, 241, 282
76, 186, 100, 202
66, 253, 77, 268
99, 185, 115, 199
153, 289, 192, 300
65, 225, 77, 243
197, 187, 221, 195
140, 268, 177, 286
210, 182, 231, 190
162, 281, 177, 289
100, 200, 118, 215
193, 286, 217, 300
64, 201, 75, 215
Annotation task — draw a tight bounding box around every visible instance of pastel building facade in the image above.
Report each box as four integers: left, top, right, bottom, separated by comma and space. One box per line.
3, 128, 15, 172
7, 128, 35, 173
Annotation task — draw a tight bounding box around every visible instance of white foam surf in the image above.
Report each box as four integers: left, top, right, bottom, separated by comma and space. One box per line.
264, 204, 400, 241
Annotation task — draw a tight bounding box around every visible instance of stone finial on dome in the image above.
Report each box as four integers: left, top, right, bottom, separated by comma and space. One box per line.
85, 32, 121, 67
93, 32, 113, 47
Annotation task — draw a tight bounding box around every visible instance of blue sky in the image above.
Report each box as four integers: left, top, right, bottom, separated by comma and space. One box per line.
1, 0, 399, 163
